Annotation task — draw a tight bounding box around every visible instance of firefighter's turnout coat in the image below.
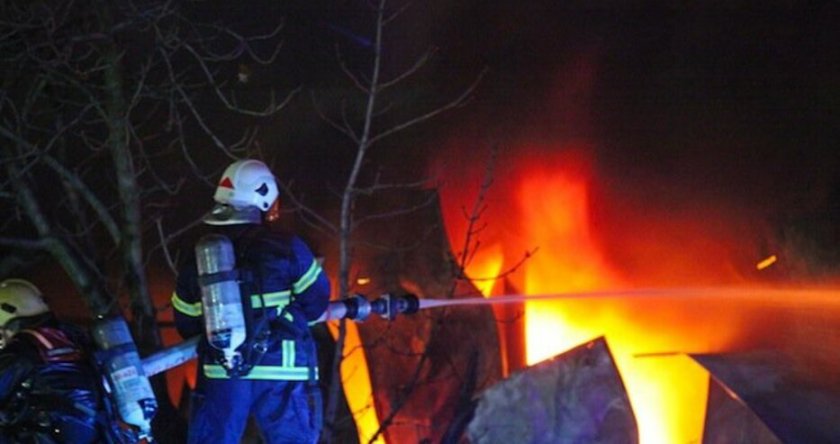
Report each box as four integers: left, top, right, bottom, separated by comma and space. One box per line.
172, 224, 330, 444
0, 317, 102, 443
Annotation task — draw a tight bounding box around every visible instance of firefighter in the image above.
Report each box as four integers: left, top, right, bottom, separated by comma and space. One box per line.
172, 159, 330, 444
0, 279, 103, 443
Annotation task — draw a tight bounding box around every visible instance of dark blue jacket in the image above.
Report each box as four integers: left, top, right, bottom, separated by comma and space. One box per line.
0, 317, 101, 443
172, 224, 330, 381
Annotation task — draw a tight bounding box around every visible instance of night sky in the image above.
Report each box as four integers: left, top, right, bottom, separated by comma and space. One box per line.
438, 1, 839, 205
7, 1, 839, 282
329, 0, 840, 283
260, 0, 840, 222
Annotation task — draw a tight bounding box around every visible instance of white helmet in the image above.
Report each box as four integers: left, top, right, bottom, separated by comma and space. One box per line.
212, 159, 279, 211
0, 279, 50, 328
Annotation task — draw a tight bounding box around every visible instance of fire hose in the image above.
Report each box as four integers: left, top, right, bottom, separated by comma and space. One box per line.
143, 286, 769, 376
141, 292, 421, 377
133, 286, 779, 441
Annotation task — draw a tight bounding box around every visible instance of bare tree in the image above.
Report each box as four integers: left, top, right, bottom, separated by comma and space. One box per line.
278, 0, 487, 441
0, 0, 296, 438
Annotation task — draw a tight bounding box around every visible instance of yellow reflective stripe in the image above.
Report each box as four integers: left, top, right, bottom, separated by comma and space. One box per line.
283, 340, 295, 367
250, 291, 291, 309
172, 292, 202, 317
175, 290, 291, 317
203, 364, 317, 381
292, 260, 322, 294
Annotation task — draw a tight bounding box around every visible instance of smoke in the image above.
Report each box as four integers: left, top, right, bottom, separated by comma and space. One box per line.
431, 43, 778, 288
424, 1, 840, 285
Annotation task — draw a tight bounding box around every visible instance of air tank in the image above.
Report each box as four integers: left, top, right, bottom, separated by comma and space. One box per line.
195, 233, 246, 370
92, 316, 157, 438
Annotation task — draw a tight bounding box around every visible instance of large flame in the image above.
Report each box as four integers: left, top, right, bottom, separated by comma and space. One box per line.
516, 163, 712, 444
436, 146, 748, 444
327, 320, 384, 444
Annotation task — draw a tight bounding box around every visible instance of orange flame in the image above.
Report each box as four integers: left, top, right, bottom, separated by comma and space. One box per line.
467, 243, 504, 297
436, 147, 743, 444
756, 254, 777, 270
326, 320, 384, 444
516, 166, 712, 443
517, 166, 624, 362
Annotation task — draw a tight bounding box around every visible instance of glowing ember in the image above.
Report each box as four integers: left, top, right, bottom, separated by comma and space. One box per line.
756, 255, 777, 270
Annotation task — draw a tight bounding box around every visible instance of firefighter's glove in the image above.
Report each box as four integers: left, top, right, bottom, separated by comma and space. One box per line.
276, 303, 309, 338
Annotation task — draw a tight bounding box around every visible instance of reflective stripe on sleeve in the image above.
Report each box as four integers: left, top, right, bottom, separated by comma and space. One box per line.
292, 260, 322, 294
203, 364, 317, 381
172, 292, 202, 317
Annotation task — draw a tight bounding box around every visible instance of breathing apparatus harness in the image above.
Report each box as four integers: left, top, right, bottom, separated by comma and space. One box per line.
196, 227, 314, 379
